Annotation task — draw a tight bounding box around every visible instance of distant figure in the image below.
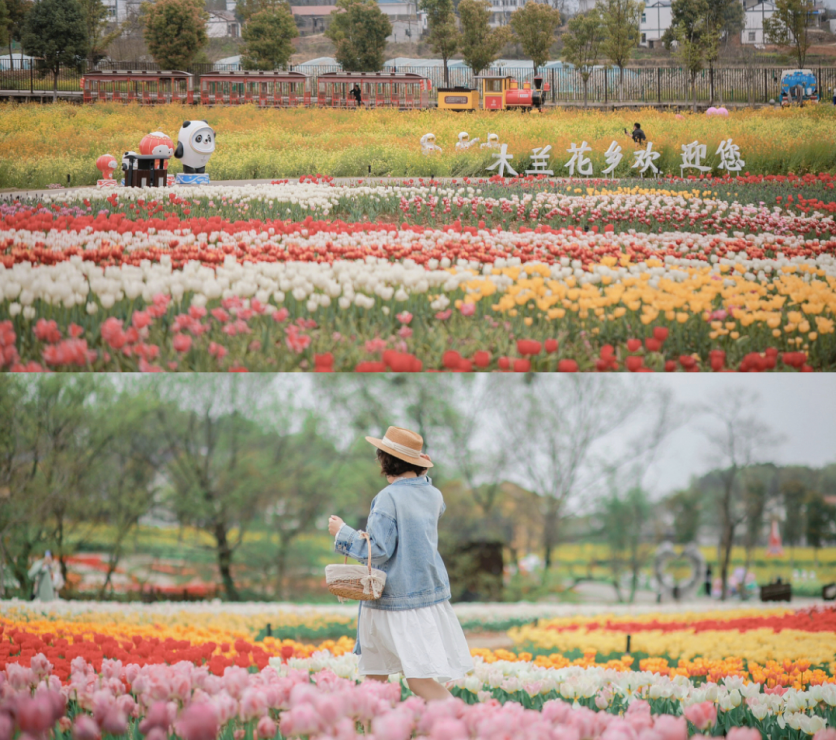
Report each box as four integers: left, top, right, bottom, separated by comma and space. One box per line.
625, 122, 647, 144
704, 563, 712, 597
28, 551, 57, 602
351, 84, 362, 108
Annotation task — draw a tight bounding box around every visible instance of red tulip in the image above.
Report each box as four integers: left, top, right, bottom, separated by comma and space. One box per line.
513, 358, 531, 372
626, 356, 644, 372
644, 338, 661, 353
557, 359, 578, 372
664, 360, 677, 372
473, 350, 491, 368
544, 339, 558, 354
626, 339, 642, 353
443, 350, 463, 370
516, 340, 542, 356
653, 327, 669, 342
498, 356, 511, 370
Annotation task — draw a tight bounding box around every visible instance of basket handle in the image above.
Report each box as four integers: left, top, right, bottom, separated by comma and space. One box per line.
343, 531, 372, 575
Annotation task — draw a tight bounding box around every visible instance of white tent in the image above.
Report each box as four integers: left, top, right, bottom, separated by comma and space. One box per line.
0, 53, 35, 70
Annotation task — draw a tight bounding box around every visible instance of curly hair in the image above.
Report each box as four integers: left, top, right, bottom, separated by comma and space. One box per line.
376, 448, 427, 478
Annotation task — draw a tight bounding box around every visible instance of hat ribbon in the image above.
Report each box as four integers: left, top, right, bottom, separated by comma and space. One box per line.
381, 435, 422, 459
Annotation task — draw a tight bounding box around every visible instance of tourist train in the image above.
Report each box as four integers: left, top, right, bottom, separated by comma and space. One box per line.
80, 69, 548, 111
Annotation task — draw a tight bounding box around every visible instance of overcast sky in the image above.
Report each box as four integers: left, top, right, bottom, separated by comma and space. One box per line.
641, 376, 836, 495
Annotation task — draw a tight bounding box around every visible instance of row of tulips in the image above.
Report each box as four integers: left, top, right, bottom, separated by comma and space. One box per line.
2, 646, 836, 740
509, 606, 836, 671
2, 182, 835, 371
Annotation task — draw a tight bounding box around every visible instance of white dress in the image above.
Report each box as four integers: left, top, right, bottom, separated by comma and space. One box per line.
335, 524, 474, 682
357, 601, 474, 682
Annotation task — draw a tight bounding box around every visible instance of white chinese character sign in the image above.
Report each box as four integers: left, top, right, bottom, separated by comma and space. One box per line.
602, 141, 623, 177
564, 141, 593, 177
716, 138, 745, 172
526, 145, 554, 176
475, 133, 746, 179
632, 142, 660, 177
680, 141, 710, 177
486, 143, 518, 178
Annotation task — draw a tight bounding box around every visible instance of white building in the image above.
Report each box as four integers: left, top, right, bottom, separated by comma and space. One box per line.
742, 1, 775, 44
377, 0, 417, 16
488, 0, 562, 26
639, 1, 672, 48
207, 9, 240, 37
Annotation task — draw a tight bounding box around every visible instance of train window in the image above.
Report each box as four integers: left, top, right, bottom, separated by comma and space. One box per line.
485, 79, 503, 92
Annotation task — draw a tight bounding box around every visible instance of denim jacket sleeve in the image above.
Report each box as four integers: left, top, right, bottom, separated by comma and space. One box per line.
334, 492, 398, 566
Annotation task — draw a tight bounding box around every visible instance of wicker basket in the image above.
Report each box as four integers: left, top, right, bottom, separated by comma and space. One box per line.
326, 532, 386, 602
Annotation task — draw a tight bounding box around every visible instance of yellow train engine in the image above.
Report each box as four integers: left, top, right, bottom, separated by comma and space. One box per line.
437, 74, 549, 111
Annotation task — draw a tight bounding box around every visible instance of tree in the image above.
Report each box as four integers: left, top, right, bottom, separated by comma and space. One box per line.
666, 487, 702, 544
702, 389, 779, 600
77, 0, 120, 68
419, 0, 459, 88
4, 0, 33, 71
21, 0, 87, 102
597, 486, 655, 603
598, 0, 643, 102
764, 0, 814, 69
500, 376, 675, 576
241, 5, 297, 70
781, 476, 806, 565
153, 376, 287, 601
458, 0, 510, 76
740, 466, 776, 579
510, 1, 562, 72
325, 0, 391, 73
663, 0, 715, 112
141, 0, 208, 70
704, 0, 743, 104
0, 0, 10, 49
806, 491, 836, 566
561, 9, 604, 108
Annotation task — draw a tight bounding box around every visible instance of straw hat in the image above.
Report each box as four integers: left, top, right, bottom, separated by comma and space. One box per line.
365, 426, 433, 468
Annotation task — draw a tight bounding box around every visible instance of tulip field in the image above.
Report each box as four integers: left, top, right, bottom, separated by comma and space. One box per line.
2, 602, 836, 740
2, 174, 836, 372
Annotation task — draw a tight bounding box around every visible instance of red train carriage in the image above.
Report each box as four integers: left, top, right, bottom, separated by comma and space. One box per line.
81, 70, 194, 104
199, 70, 310, 107
316, 71, 431, 109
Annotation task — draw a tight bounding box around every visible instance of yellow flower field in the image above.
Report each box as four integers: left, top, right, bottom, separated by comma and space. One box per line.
1, 103, 835, 188
509, 608, 836, 666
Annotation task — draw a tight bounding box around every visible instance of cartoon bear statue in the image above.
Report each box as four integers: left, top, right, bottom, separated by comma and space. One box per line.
174, 120, 216, 185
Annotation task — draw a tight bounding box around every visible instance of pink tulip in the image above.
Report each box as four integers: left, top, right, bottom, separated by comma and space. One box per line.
176, 703, 220, 740
280, 704, 321, 737
30, 654, 53, 680
256, 717, 277, 739
726, 729, 761, 740
0, 714, 13, 740
814, 731, 836, 740
145, 729, 168, 740
652, 715, 687, 740
100, 707, 128, 735
459, 302, 476, 317
72, 716, 101, 740
429, 718, 469, 740
140, 702, 171, 734
683, 702, 717, 731
240, 689, 268, 721
17, 696, 56, 735
372, 710, 414, 740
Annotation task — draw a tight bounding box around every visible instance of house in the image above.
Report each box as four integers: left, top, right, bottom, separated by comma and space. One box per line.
487, 0, 562, 27
742, 1, 775, 45
291, 5, 342, 33
207, 9, 240, 38
377, 0, 418, 17
639, 1, 672, 48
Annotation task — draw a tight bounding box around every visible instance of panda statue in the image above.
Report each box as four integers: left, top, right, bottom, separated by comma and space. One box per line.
174, 120, 216, 185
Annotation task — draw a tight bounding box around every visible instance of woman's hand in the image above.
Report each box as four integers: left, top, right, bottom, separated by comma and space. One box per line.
328, 515, 345, 537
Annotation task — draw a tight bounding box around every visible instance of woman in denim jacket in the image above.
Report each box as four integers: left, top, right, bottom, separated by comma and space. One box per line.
328, 426, 474, 701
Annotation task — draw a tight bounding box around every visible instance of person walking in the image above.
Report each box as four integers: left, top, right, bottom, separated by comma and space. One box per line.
328, 426, 473, 702
28, 551, 57, 602
351, 84, 363, 108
